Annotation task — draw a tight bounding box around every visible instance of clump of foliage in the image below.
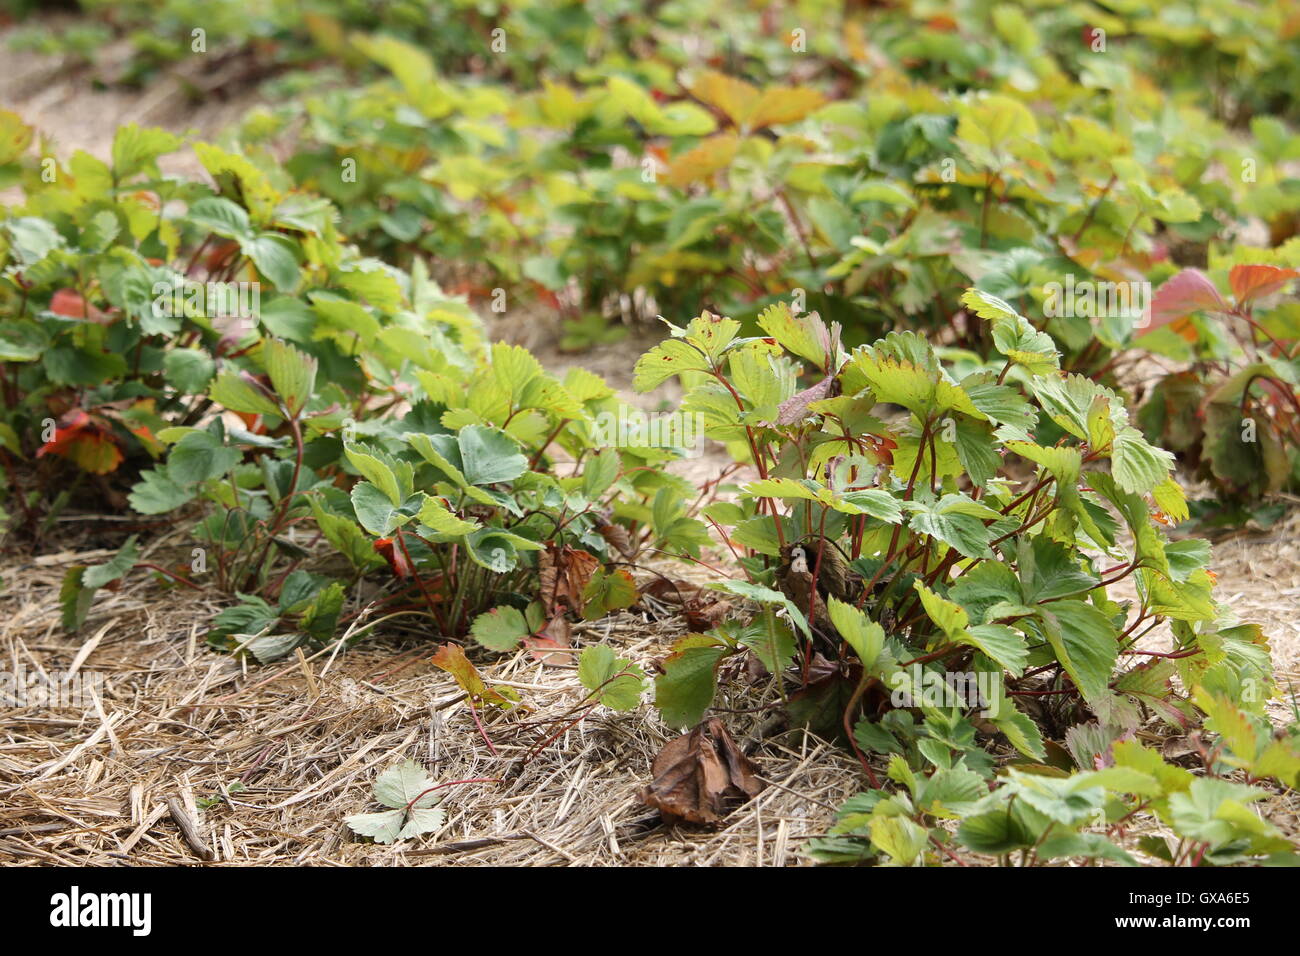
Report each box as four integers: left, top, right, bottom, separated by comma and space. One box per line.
1138, 261, 1300, 510
0, 110, 478, 537
633, 295, 1293, 864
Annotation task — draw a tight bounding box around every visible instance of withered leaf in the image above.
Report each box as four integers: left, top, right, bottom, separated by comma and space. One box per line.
642, 577, 732, 630
522, 615, 571, 665
594, 514, 636, 559
641, 717, 763, 826
538, 545, 601, 613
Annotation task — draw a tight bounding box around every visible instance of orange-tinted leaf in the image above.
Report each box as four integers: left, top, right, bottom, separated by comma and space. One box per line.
0, 109, 33, 164
36, 409, 124, 475
49, 289, 108, 322
665, 132, 740, 187
430, 643, 520, 708
689, 71, 759, 128
205, 239, 242, 271
1229, 264, 1299, 307
746, 87, 826, 130
522, 615, 572, 665
373, 537, 413, 578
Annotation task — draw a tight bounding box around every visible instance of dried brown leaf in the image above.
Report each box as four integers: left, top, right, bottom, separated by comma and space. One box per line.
641, 717, 763, 826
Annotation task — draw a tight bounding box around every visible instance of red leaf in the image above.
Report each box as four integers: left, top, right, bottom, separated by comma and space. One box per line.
1148, 269, 1226, 330
49, 289, 108, 322
373, 538, 413, 578
36, 409, 124, 474
1229, 264, 1300, 307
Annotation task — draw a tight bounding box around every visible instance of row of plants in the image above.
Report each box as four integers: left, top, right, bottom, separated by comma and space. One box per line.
215, 8, 1300, 513
19, 2, 1300, 125
618, 303, 1296, 863
0, 113, 710, 662
13, 1, 1300, 510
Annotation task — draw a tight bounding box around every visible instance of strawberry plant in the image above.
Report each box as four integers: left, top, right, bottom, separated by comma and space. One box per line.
635, 295, 1282, 861
111, 327, 709, 655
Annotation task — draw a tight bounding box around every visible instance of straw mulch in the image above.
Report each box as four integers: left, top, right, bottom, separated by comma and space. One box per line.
2, 506, 1298, 866
0, 532, 863, 866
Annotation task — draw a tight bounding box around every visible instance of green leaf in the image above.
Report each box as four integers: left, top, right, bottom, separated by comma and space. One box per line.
962, 289, 1060, 375
82, 542, 138, 599
168, 430, 240, 484
311, 501, 384, 571
1168, 778, 1275, 848
60, 568, 94, 632
1018, 537, 1099, 603
905, 494, 998, 559
951, 417, 999, 488
350, 482, 408, 536
755, 301, 830, 365
828, 597, 885, 670
346, 760, 447, 845
344, 443, 402, 506
188, 196, 252, 240
43, 346, 127, 386
1008, 769, 1104, 826
654, 637, 728, 729
1029, 374, 1117, 442
263, 338, 316, 417
470, 606, 531, 652
111, 124, 181, 180
957, 803, 1039, 854
1110, 427, 1175, 494
633, 337, 711, 391
163, 350, 216, 394
1037, 832, 1137, 866
580, 567, 639, 620
457, 425, 528, 485
955, 92, 1037, 169
5, 216, 62, 264
243, 233, 300, 291
417, 496, 480, 536
464, 527, 542, 572
734, 616, 797, 675
345, 807, 445, 845
210, 370, 282, 418
869, 815, 929, 866
1036, 600, 1119, 704
578, 645, 645, 711
991, 702, 1046, 761
963, 624, 1029, 676
582, 448, 620, 500
711, 579, 810, 638
129, 466, 194, 514
61, 537, 139, 631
